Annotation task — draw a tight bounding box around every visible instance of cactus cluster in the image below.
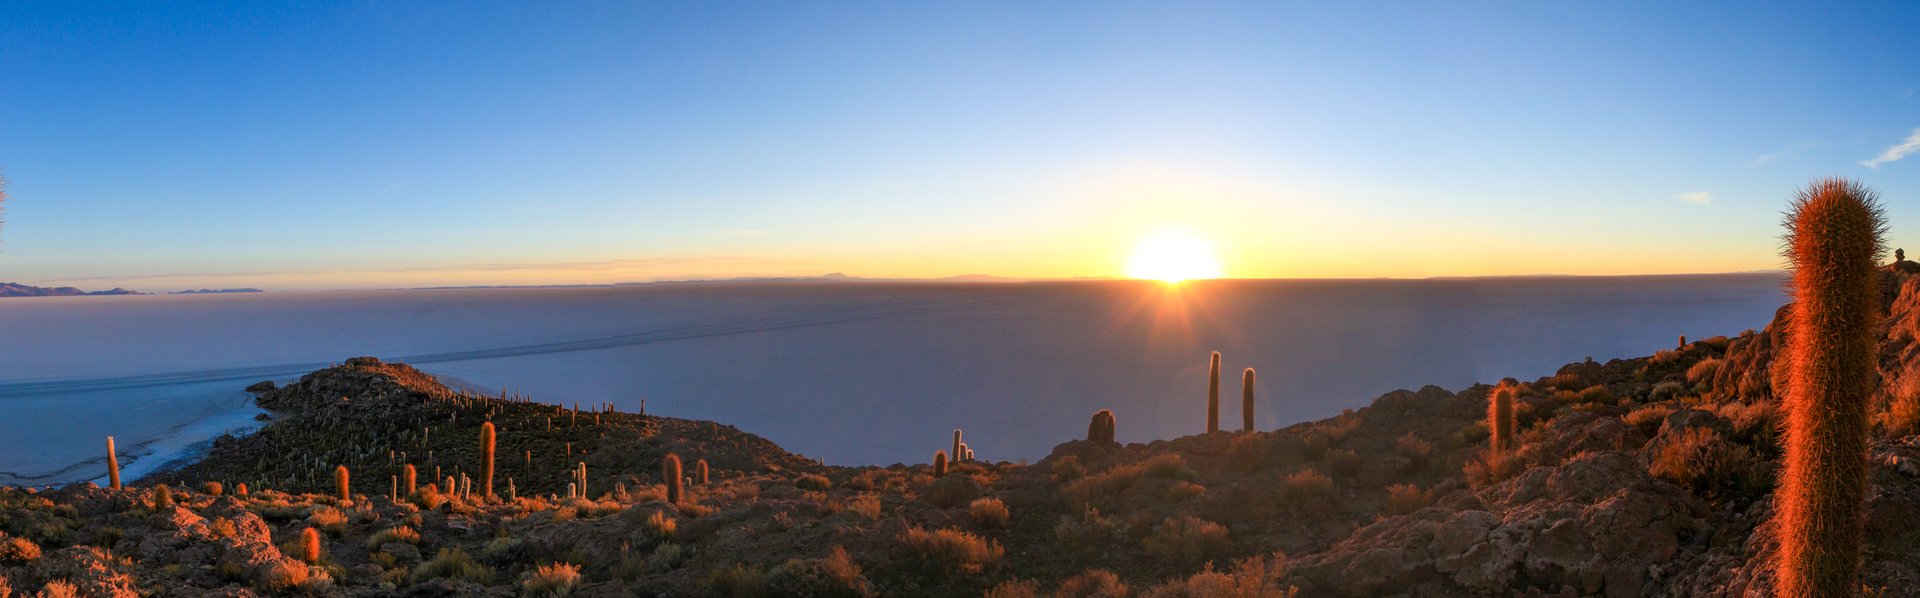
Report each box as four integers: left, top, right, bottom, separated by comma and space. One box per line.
1775, 178, 1883, 597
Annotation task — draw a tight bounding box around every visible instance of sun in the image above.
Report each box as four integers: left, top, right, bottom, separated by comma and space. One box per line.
1126, 232, 1224, 283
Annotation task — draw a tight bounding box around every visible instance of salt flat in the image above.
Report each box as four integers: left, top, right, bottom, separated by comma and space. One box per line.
0, 275, 1788, 486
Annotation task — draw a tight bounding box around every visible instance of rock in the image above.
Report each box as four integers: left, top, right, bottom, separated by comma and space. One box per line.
380, 542, 421, 564
245, 380, 276, 392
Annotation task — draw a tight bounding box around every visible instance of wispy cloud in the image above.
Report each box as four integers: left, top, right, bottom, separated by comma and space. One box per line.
1678, 191, 1713, 205
378, 181, 409, 195
1862, 128, 1920, 169
1746, 140, 1826, 168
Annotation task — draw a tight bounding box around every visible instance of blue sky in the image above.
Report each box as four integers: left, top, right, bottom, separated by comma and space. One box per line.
3, 2, 1919, 289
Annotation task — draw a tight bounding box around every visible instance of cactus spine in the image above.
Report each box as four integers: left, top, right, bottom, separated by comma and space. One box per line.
480, 422, 495, 499
663, 454, 683, 505
1775, 178, 1883, 597
1488, 384, 1515, 452
335, 465, 350, 501
1242, 367, 1256, 433
1208, 351, 1222, 433
933, 450, 949, 478
106, 436, 121, 490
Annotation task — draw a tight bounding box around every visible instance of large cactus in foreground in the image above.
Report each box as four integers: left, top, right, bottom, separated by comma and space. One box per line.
335, 465, 350, 501
1241, 367, 1256, 433
106, 436, 122, 490
1487, 383, 1515, 452
1776, 178, 1883, 597
663, 453, 683, 505
1207, 352, 1222, 433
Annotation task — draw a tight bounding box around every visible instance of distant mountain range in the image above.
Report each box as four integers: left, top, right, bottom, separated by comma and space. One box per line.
0, 282, 142, 297
170, 288, 265, 294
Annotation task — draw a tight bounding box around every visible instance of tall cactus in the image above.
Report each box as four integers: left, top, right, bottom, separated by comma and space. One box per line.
1776, 178, 1883, 597
479, 422, 495, 499
1087, 410, 1116, 445
1242, 367, 1256, 433
1208, 351, 1222, 433
695, 459, 709, 485
106, 436, 122, 490
663, 453, 683, 505
933, 450, 949, 478
403, 464, 417, 497
952, 429, 963, 466
1488, 383, 1515, 452
300, 527, 322, 564
335, 465, 350, 501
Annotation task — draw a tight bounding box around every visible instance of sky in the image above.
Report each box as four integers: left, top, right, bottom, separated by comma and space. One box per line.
3, 1, 1920, 290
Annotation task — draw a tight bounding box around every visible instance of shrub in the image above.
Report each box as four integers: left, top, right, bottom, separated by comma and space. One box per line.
1139, 553, 1299, 597
645, 542, 688, 574
1323, 448, 1361, 478
1394, 432, 1435, 472
1624, 404, 1676, 435
413, 547, 495, 585
1649, 381, 1687, 403
1277, 469, 1334, 512
1687, 358, 1724, 386
1463, 450, 1524, 488
706, 563, 771, 596
1649, 427, 1766, 497
899, 527, 1003, 575
1057, 569, 1130, 597
1383, 484, 1431, 515
40, 580, 79, 598
208, 517, 238, 539
1054, 510, 1125, 557
985, 580, 1042, 598
1141, 454, 1197, 480
258, 560, 311, 593
1051, 456, 1087, 482
1142, 516, 1231, 568
795, 474, 832, 491
202, 481, 224, 496
1317, 411, 1363, 446
153, 484, 174, 509
521, 562, 581, 598
769, 546, 873, 597
968, 497, 1010, 529
306, 506, 348, 535
366, 526, 421, 549
848, 494, 882, 519
0, 535, 41, 563
642, 510, 677, 542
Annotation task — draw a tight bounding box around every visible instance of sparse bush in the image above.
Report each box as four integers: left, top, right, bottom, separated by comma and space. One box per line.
1057, 569, 1130, 597
1138, 553, 1298, 597
366, 526, 421, 549
413, 547, 495, 585
984, 579, 1042, 598
642, 510, 677, 542
0, 536, 41, 563
1323, 448, 1361, 477
968, 497, 1010, 529
1383, 484, 1432, 515
706, 563, 771, 596
1394, 433, 1435, 472
848, 494, 882, 519
1687, 358, 1724, 386
1142, 454, 1197, 480
39, 580, 78, 598
1649, 381, 1687, 403
1649, 427, 1767, 497
645, 543, 688, 574
769, 546, 874, 597
202, 481, 224, 496
257, 560, 312, 593
1051, 456, 1087, 482
1277, 469, 1334, 513
1464, 450, 1524, 488
1142, 516, 1230, 568
1055, 509, 1125, 557
899, 527, 1003, 576
208, 517, 238, 539
1624, 404, 1676, 435
1317, 411, 1363, 446
306, 506, 348, 535
521, 562, 581, 598
795, 474, 832, 491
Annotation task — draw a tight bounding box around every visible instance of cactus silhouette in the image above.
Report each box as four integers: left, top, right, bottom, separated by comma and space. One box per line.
106, 436, 121, 490
1242, 367, 1256, 433
403, 464, 417, 497
934, 450, 949, 478
663, 453, 683, 505
479, 422, 495, 499
1775, 178, 1884, 597
1087, 410, 1116, 445
1488, 383, 1515, 452
1208, 352, 1222, 433
952, 429, 963, 465
695, 459, 709, 485
335, 465, 350, 501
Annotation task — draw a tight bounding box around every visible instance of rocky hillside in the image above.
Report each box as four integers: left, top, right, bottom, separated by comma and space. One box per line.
6, 267, 1920, 596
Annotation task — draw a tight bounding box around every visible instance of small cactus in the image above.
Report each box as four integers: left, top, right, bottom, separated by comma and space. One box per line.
335, 465, 350, 501
300, 527, 322, 564
1775, 178, 1883, 597
403, 464, 417, 497
1488, 383, 1516, 452
235, 483, 248, 496
695, 459, 709, 485
1679, 335, 1687, 348
663, 454, 683, 505
1898, 247, 1905, 262
1242, 367, 1256, 433
106, 436, 121, 490
1207, 351, 1222, 433
1087, 410, 1116, 445
934, 450, 949, 478
952, 429, 963, 466
480, 422, 496, 499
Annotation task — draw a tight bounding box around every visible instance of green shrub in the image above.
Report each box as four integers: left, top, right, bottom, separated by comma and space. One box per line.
899, 527, 1003, 576
521, 562, 580, 598
413, 547, 495, 585
769, 546, 874, 597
